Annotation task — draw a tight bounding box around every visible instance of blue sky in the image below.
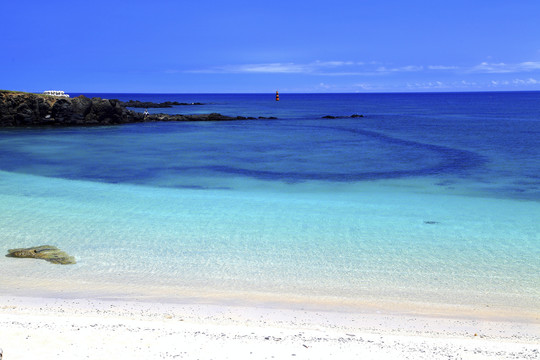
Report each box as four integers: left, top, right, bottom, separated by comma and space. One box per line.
3, 0, 540, 93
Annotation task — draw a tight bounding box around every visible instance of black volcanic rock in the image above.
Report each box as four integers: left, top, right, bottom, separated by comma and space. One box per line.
0, 92, 141, 126
70, 95, 93, 118
121, 100, 204, 108
51, 99, 74, 123
0, 91, 276, 127
322, 114, 364, 119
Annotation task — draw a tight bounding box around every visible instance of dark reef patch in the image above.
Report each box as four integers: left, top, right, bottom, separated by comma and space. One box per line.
121, 100, 204, 108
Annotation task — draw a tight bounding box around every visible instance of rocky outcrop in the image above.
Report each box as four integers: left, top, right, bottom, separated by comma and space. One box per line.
144, 113, 278, 122
0, 92, 139, 126
6, 245, 76, 265
322, 114, 364, 119
0, 91, 276, 127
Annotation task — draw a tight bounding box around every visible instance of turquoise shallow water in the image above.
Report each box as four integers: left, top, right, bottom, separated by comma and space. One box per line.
0, 92, 538, 316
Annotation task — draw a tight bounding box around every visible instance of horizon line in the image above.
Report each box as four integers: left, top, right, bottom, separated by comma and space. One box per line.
60, 89, 540, 95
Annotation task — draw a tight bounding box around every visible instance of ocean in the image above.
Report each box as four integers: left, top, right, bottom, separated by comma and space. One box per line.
0, 92, 538, 318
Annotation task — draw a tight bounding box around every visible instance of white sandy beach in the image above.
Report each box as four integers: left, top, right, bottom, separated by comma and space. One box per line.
0, 295, 538, 360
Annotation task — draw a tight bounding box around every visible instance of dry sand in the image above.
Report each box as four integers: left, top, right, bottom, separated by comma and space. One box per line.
0, 295, 538, 360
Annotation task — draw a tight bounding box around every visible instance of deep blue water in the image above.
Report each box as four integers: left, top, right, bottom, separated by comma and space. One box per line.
1, 92, 539, 199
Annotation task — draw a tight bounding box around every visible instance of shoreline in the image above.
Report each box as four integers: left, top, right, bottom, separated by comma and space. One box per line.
0, 294, 538, 360
0, 90, 277, 127
1, 91, 538, 358
1, 170, 538, 329
1, 272, 538, 324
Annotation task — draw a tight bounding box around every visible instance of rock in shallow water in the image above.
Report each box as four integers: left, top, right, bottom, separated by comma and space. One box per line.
6, 245, 76, 265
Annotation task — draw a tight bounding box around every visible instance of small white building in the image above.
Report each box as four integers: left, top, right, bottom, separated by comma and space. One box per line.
43, 90, 70, 98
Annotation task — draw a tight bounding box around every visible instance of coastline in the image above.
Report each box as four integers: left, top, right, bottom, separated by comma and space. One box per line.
1, 91, 539, 359
1, 269, 538, 324
1, 294, 538, 360
0, 90, 276, 127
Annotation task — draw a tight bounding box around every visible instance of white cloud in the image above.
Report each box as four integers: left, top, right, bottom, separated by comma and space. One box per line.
232, 63, 308, 73
318, 82, 332, 89
188, 61, 362, 75
490, 80, 510, 86
317, 71, 381, 76
488, 78, 539, 87
470, 61, 540, 73
459, 80, 478, 86
475, 62, 514, 73
520, 62, 540, 70
406, 81, 447, 89
188, 61, 426, 76
189, 63, 308, 74
428, 65, 459, 70
187, 60, 540, 81
352, 83, 373, 90
314, 60, 355, 67
512, 78, 539, 85
377, 65, 423, 73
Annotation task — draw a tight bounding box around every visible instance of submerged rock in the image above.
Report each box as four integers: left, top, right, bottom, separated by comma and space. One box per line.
6, 245, 76, 265
322, 114, 364, 119
121, 100, 204, 108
